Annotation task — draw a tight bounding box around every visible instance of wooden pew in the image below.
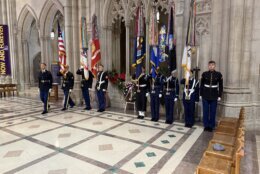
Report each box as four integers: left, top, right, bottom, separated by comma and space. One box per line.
5, 84, 18, 96
0, 84, 7, 97
0, 84, 18, 97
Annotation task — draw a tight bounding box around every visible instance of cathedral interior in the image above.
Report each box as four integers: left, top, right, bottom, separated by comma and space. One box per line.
0, 0, 259, 173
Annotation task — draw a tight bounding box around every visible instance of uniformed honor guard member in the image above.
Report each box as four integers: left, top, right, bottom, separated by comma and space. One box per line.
76, 67, 94, 110
38, 63, 53, 115
181, 71, 200, 128
57, 65, 75, 111
95, 64, 108, 112
164, 70, 179, 124
200, 60, 223, 132
132, 66, 150, 119
150, 72, 165, 122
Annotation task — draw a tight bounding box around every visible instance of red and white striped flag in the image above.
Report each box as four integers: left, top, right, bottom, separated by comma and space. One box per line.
58, 22, 66, 72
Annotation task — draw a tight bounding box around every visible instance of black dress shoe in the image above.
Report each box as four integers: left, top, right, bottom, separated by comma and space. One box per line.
84, 107, 92, 110
139, 116, 144, 119
137, 116, 142, 119
41, 111, 48, 115
151, 118, 155, 121
48, 105, 50, 109
97, 109, 101, 112
165, 121, 173, 124
208, 128, 213, 132
61, 108, 67, 111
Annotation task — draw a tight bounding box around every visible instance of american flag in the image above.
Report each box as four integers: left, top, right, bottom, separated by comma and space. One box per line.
58, 22, 66, 71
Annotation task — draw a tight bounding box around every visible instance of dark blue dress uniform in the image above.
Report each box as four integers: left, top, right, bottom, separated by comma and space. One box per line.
76, 69, 94, 110
181, 78, 199, 128
133, 73, 150, 119
95, 71, 108, 112
38, 70, 53, 113
150, 73, 165, 122
164, 76, 179, 124
57, 71, 75, 109
200, 70, 223, 131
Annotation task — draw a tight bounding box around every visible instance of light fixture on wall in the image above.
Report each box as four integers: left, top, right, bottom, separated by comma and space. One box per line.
50, 29, 55, 40
156, 11, 160, 23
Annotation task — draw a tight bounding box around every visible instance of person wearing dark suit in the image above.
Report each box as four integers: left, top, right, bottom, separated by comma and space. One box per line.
57, 65, 75, 111
95, 64, 108, 112
200, 60, 223, 132
149, 72, 165, 122
181, 71, 200, 128
38, 63, 53, 115
164, 70, 179, 124
132, 66, 150, 119
76, 67, 94, 110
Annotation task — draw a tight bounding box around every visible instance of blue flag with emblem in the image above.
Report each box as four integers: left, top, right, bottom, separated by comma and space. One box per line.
150, 46, 159, 79
132, 7, 145, 78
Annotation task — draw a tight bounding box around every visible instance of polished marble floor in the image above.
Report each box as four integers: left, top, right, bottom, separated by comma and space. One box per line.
0, 97, 259, 174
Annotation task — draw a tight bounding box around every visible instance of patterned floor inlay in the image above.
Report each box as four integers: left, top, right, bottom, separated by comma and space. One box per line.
0, 96, 205, 174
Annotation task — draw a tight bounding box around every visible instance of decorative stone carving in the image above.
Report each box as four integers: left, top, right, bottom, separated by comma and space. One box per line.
110, 0, 181, 23
195, 0, 212, 44
196, 0, 212, 14
196, 15, 210, 36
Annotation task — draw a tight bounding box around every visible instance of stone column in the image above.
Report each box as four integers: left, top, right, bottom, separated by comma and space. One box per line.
71, 0, 81, 104
145, 21, 149, 74
1, 0, 7, 24
22, 39, 30, 89
0, 1, 2, 24
219, 0, 231, 85
17, 30, 25, 90
64, 0, 73, 66
211, 0, 223, 66
106, 26, 113, 71
220, 0, 252, 127
6, 0, 17, 84
40, 36, 47, 64
125, 20, 130, 82
226, 0, 245, 87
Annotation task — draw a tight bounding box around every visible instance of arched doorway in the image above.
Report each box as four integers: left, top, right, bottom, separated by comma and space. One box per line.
17, 5, 39, 89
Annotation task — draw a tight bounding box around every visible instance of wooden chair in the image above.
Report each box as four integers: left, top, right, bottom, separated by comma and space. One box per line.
196, 140, 244, 174
211, 127, 244, 147
204, 138, 244, 161
218, 107, 245, 127
215, 119, 244, 137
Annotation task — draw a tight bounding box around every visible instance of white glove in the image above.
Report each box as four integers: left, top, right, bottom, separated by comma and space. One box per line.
102, 89, 106, 92
38, 88, 40, 93
97, 87, 100, 91
49, 89, 52, 93
80, 65, 84, 69
69, 89, 72, 92
159, 94, 162, 98
146, 93, 149, 97
199, 96, 202, 100
174, 98, 178, 102
218, 97, 221, 101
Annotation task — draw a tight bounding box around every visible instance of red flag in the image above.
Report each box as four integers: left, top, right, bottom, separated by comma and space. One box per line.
91, 15, 101, 77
